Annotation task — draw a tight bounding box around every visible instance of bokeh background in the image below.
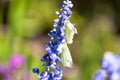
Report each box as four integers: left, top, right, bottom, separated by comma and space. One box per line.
0, 0, 120, 80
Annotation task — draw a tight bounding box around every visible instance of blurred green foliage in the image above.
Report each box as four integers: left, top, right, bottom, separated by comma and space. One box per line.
0, 0, 120, 80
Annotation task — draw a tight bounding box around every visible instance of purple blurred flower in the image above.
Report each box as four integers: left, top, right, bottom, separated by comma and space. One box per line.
7, 54, 24, 73
93, 52, 120, 80
0, 64, 12, 80
93, 70, 106, 80
0, 54, 24, 80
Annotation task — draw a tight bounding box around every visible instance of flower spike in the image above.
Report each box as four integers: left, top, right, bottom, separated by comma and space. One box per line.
33, 0, 77, 79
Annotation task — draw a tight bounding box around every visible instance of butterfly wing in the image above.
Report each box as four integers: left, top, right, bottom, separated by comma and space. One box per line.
61, 42, 73, 68
65, 21, 77, 44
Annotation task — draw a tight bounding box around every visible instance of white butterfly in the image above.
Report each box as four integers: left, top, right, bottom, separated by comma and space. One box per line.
61, 42, 73, 68
61, 21, 77, 68
64, 21, 77, 44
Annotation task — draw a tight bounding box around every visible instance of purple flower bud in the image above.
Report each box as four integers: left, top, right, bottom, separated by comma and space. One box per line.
7, 54, 24, 73
38, 72, 49, 80
32, 68, 39, 74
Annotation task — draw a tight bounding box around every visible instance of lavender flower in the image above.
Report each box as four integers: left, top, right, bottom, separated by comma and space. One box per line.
93, 70, 106, 80
93, 52, 120, 80
0, 54, 24, 80
0, 64, 13, 80
33, 0, 77, 80
7, 54, 25, 73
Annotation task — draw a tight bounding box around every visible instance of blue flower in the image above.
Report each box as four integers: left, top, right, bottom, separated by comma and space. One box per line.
93, 70, 106, 80
33, 0, 74, 80
32, 68, 39, 74
101, 52, 119, 74
108, 72, 120, 80
93, 52, 120, 80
